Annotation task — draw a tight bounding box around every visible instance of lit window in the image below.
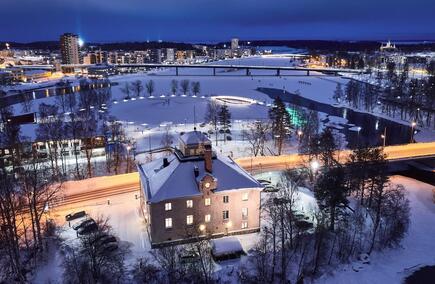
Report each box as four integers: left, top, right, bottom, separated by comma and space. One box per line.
223, 196, 229, 203
205, 198, 211, 206
205, 214, 211, 223
223, 210, 229, 220
242, 221, 248, 229
242, 208, 248, 219
165, 203, 172, 211
242, 192, 249, 201
186, 200, 193, 208
165, 218, 172, 229
186, 215, 193, 225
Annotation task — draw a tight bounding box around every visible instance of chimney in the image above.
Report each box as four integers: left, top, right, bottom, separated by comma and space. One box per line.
194, 166, 199, 178
163, 157, 170, 168
204, 144, 212, 173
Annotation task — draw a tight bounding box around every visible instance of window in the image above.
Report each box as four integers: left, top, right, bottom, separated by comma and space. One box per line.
165, 218, 172, 229
165, 203, 172, 211
242, 192, 249, 201
186, 200, 193, 208
205, 198, 211, 206
223, 210, 229, 220
223, 196, 229, 203
205, 214, 211, 223
242, 221, 248, 229
186, 215, 193, 225
242, 208, 248, 219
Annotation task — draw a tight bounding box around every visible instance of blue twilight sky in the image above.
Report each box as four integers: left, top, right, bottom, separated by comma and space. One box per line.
1, 0, 434, 42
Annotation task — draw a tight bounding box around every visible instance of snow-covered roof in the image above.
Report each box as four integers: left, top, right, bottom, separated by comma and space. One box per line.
179, 130, 210, 146
138, 152, 261, 203
211, 237, 244, 257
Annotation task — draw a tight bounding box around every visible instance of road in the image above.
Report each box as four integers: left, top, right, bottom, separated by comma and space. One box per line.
235, 142, 435, 173
51, 142, 435, 208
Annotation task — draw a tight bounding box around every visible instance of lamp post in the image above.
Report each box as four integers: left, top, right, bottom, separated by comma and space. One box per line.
297, 130, 303, 143
381, 127, 386, 147
410, 122, 416, 143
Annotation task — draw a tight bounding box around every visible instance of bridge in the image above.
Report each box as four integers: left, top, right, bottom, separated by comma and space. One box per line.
235, 142, 435, 173
15, 63, 365, 77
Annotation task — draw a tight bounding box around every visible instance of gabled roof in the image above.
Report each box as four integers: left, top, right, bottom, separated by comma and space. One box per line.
179, 131, 210, 146
138, 153, 261, 203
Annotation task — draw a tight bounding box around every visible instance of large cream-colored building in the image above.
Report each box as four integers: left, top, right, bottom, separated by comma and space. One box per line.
138, 131, 262, 247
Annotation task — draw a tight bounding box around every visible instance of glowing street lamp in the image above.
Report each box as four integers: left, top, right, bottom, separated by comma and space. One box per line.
199, 224, 206, 234
410, 122, 417, 143
310, 160, 319, 172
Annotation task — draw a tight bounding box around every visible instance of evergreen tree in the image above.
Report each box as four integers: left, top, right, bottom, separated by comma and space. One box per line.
218, 104, 231, 143
268, 97, 291, 155
315, 166, 349, 231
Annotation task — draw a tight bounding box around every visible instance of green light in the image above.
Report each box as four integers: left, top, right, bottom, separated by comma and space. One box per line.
286, 107, 306, 127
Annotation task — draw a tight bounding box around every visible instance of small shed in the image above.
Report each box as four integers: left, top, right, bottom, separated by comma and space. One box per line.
210, 237, 245, 261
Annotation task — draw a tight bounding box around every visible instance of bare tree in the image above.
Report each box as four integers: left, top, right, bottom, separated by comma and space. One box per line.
191, 81, 201, 96
131, 80, 144, 97
180, 79, 190, 96
204, 100, 220, 146
171, 79, 178, 96
120, 82, 131, 99
146, 80, 155, 97
242, 120, 270, 156
63, 216, 129, 284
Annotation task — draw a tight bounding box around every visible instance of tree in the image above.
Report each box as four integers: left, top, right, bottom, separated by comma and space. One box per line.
242, 120, 270, 156
315, 166, 349, 231
160, 125, 174, 150
180, 79, 190, 96
170, 79, 178, 96
19, 151, 63, 251
268, 97, 291, 155
120, 82, 131, 99
105, 121, 126, 175
204, 100, 220, 146
191, 81, 201, 96
131, 80, 144, 97
218, 103, 231, 143
333, 83, 343, 103
145, 80, 155, 97
36, 103, 64, 176
63, 216, 129, 283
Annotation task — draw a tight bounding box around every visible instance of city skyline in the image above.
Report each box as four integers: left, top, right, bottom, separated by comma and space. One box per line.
1, 0, 435, 42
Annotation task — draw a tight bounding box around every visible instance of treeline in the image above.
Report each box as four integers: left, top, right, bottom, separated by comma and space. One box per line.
239, 128, 410, 283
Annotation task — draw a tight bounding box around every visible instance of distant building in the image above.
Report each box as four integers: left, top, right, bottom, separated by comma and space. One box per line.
60, 33, 80, 64
87, 64, 116, 78
138, 131, 262, 247
166, 48, 175, 62
380, 40, 397, 52
149, 49, 162, 63
231, 38, 239, 50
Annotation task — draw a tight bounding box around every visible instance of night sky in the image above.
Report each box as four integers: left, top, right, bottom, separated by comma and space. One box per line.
1, 0, 434, 43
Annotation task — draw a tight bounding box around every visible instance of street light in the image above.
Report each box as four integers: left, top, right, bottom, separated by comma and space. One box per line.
310, 160, 319, 171
297, 130, 303, 143
381, 127, 387, 147
410, 122, 417, 143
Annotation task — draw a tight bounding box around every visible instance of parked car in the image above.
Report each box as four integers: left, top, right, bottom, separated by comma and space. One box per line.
73, 218, 95, 231
77, 221, 98, 235
263, 185, 279, 192
65, 211, 86, 222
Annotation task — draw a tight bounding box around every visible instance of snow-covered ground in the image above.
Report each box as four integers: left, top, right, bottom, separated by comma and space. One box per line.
32, 175, 434, 283
318, 176, 435, 284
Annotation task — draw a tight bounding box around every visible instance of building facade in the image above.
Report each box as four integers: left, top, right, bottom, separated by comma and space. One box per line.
138, 131, 262, 247
60, 33, 80, 65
